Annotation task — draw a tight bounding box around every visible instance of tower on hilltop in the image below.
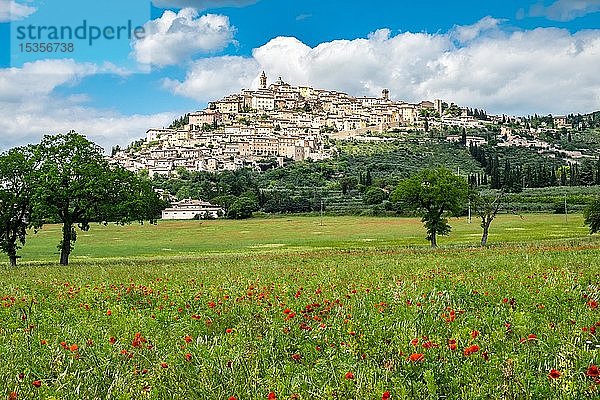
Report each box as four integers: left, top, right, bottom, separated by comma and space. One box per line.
382, 89, 390, 101
260, 71, 267, 89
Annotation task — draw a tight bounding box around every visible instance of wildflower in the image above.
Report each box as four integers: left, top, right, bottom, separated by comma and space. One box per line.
448, 339, 457, 351
291, 353, 301, 361
106, 309, 112, 316
69, 344, 78, 352
345, 371, 355, 380
267, 392, 277, 399
408, 353, 425, 362
229, 397, 237, 400
587, 300, 598, 310
160, 362, 168, 368
8, 392, 17, 400
527, 334, 537, 341
382, 391, 391, 400
471, 330, 480, 339
109, 336, 116, 344
410, 338, 419, 346
586, 365, 599, 378
463, 345, 480, 356
185, 353, 192, 362
184, 335, 192, 343
548, 369, 561, 379
225, 328, 233, 334
32, 380, 41, 387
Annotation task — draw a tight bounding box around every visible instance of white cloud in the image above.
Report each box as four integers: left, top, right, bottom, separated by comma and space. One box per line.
0, 0, 36, 22
163, 55, 259, 101
530, 0, 600, 21
151, 0, 258, 11
131, 8, 236, 66
0, 59, 176, 151
165, 18, 600, 115
451, 16, 503, 43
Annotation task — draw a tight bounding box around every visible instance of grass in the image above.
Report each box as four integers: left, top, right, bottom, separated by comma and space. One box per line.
19, 214, 591, 262
1, 214, 599, 399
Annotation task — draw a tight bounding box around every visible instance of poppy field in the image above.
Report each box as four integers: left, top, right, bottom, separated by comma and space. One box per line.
0, 215, 599, 399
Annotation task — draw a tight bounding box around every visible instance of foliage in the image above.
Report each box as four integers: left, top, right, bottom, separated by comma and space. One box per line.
0, 146, 37, 266
228, 196, 259, 219
391, 168, 468, 247
584, 196, 600, 234
33, 132, 164, 265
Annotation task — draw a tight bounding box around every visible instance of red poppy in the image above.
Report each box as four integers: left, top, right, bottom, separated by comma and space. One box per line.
106, 309, 112, 316
586, 365, 599, 378
345, 371, 355, 380
587, 300, 598, 310
448, 339, 457, 351
267, 392, 277, 399
463, 345, 480, 356
291, 353, 301, 361
382, 391, 391, 400
160, 362, 168, 368
185, 353, 192, 362
184, 335, 192, 343
225, 328, 233, 334
527, 334, 537, 341
229, 397, 237, 400
410, 338, 419, 346
408, 353, 425, 362
69, 344, 78, 352
471, 330, 479, 339
548, 369, 561, 379
32, 380, 41, 388
40, 339, 47, 345
8, 392, 17, 400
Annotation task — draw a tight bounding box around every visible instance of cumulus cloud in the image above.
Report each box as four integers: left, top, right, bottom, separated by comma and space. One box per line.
163, 55, 260, 101
530, 0, 600, 22
0, 59, 176, 151
0, 0, 36, 22
131, 8, 236, 66
152, 0, 258, 11
451, 16, 503, 43
164, 18, 600, 115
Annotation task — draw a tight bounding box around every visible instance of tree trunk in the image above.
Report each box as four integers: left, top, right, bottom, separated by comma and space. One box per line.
481, 225, 489, 247
60, 222, 72, 266
481, 218, 491, 247
9, 253, 17, 267
430, 233, 437, 249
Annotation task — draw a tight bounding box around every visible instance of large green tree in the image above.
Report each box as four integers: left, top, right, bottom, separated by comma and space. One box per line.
34, 132, 164, 265
584, 197, 600, 234
391, 168, 468, 248
0, 146, 37, 266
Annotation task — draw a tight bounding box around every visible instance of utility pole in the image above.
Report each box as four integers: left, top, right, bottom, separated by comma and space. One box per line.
564, 193, 568, 223
468, 199, 472, 224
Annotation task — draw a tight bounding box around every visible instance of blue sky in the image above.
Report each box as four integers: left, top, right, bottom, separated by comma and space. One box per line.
1, 0, 600, 150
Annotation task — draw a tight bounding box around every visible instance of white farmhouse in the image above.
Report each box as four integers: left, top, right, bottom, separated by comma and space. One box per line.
162, 199, 224, 220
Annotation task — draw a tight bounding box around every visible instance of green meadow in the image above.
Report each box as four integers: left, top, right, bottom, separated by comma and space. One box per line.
1, 214, 599, 399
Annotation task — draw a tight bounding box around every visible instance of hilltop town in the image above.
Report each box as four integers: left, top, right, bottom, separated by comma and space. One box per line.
112, 72, 588, 177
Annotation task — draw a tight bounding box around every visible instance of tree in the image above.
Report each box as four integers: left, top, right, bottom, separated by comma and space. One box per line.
584, 197, 600, 234
228, 196, 259, 219
391, 168, 468, 248
0, 146, 37, 266
471, 189, 505, 247
34, 132, 164, 265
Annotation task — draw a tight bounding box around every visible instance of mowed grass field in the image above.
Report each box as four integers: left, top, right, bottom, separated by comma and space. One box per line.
1, 214, 599, 399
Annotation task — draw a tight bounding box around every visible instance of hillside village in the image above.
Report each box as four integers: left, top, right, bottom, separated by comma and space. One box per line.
112, 72, 590, 177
